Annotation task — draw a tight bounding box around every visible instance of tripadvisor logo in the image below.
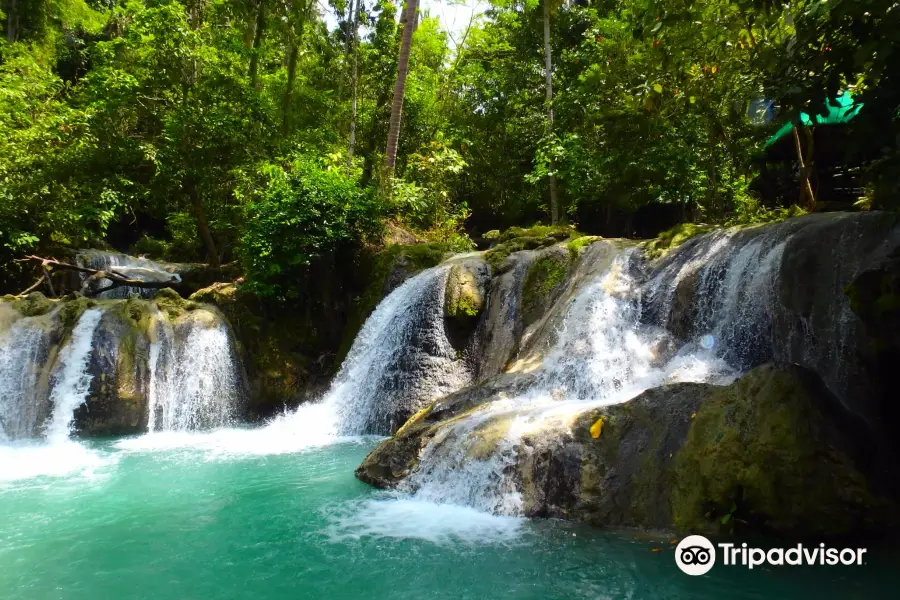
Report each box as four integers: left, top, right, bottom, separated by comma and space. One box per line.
675, 535, 867, 576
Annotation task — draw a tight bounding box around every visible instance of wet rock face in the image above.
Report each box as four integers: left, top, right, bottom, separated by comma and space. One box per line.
355, 374, 536, 488
443, 259, 490, 351
73, 301, 151, 437
772, 212, 900, 427
532, 364, 893, 537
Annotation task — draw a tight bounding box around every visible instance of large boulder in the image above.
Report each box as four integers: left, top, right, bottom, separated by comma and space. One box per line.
772, 212, 900, 430
357, 364, 895, 537
551, 364, 893, 536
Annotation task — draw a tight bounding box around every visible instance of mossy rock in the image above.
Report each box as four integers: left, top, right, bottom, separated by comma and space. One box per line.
670, 366, 887, 536
556, 364, 892, 536
522, 250, 572, 325
444, 263, 485, 319
357, 365, 895, 537
57, 296, 97, 328
567, 235, 601, 258
153, 287, 194, 319
484, 224, 581, 272
643, 222, 714, 261
10, 292, 55, 317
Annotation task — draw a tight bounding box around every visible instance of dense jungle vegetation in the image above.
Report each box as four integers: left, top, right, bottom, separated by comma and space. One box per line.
1, 0, 898, 298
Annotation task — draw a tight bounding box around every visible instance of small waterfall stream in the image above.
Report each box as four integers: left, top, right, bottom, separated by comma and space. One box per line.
44, 309, 105, 443
0, 316, 51, 442
328, 265, 470, 435
76, 250, 181, 299
147, 311, 242, 431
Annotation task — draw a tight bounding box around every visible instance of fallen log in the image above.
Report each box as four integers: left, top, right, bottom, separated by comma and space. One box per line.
14, 255, 180, 298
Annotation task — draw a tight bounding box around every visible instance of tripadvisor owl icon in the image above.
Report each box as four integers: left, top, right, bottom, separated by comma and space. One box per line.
675, 535, 716, 575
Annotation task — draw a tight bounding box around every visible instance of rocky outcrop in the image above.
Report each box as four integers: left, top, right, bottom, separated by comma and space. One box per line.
358, 364, 894, 536
1, 290, 243, 438
74, 300, 151, 436
772, 212, 900, 430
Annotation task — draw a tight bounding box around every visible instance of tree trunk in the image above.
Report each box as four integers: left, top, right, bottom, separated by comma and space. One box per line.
249, 0, 267, 89
244, 0, 258, 47
189, 185, 220, 268
6, 0, 18, 42
793, 125, 816, 210
346, 0, 361, 175
383, 0, 419, 176
542, 0, 560, 225
281, 0, 312, 134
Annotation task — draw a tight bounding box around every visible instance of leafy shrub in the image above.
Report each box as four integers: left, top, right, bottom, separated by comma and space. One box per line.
241, 159, 384, 297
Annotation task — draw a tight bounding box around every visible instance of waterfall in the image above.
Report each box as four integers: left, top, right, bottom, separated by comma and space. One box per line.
147, 309, 241, 432
0, 317, 51, 442
403, 233, 796, 514
76, 250, 181, 299
325, 265, 471, 435
44, 309, 104, 443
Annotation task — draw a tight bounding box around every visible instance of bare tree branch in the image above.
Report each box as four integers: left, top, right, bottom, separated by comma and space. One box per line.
14, 255, 180, 298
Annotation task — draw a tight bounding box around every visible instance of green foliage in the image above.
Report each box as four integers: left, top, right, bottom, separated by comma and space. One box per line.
643, 223, 715, 261
1, 0, 897, 295
240, 158, 383, 297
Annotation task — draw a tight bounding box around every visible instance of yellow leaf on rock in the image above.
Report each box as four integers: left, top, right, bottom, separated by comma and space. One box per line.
590, 417, 604, 439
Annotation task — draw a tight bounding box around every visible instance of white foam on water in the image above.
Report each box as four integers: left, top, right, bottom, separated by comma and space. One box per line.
324, 496, 525, 546
115, 401, 373, 458
0, 440, 116, 485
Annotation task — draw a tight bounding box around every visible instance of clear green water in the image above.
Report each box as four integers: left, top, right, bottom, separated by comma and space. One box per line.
0, 434, 896, 600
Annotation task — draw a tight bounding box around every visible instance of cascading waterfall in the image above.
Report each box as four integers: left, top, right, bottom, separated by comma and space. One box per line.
322, 264, 471, 436
76, 250, 181, 299
404, 233, 794, 514
44, 309, 105, 443
0, 317, 51, 442
147, 310, 241, 432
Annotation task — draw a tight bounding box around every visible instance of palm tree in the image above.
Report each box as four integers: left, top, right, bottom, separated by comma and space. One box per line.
383, 0, 418, 178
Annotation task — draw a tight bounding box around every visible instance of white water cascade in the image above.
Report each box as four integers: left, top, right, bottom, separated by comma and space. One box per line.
320, 264, 471, 436
147, 310, 242, 431
403, 236, 792, 514
44, 309, 105, 443
0, 314, 51, 442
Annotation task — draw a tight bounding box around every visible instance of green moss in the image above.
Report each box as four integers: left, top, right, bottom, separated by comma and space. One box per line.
483, 229, 501, 241
153, 287, 188, 319
643, 223, 715, 261
497, 224, 575, 243
567, 235, 601, 258
11, 292, 55, 317
484, 224, 581, 272
444, 264, 484, 319
671, 369, 882, 536
58, 296, 95, 328
522, 253, 571, 322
